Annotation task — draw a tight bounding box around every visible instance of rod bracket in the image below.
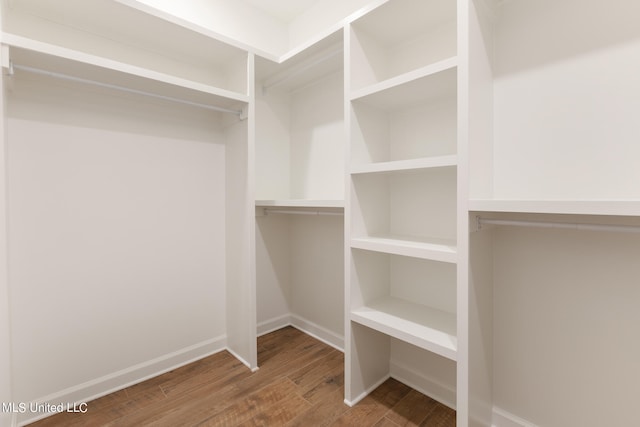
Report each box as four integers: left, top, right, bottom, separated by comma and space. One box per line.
238, 105, 248, 121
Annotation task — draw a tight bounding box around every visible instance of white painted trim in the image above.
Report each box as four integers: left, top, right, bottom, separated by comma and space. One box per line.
226, 347, 259, 373
390, 361, 457, 410
256, 314, 344, 352
492, 407, 539, 427
290, 314, 344, 352
257, 314, 292, 337
343, 374, 390, 407
16, 335, 227, 426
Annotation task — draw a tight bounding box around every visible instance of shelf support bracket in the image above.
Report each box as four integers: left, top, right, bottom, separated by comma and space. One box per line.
239, 105, 248, 121
1, 45, 12, 75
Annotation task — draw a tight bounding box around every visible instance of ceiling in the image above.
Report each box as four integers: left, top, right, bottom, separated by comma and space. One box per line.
241, 0, 319, 22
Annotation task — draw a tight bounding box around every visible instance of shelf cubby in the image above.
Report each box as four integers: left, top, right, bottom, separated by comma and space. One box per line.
350, 168, 457, 254
350, 249, 457, 361
255, 31, 345, 204
350, 62, 457, 170
349, 0, 456, 92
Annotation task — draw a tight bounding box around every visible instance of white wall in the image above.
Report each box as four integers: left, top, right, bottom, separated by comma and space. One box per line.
289, 72, 344, 200
7, 71, 228, 403
492, 226, 640, 427
254, 88, 291, 200
256, 214, 344, 347
492, 0, 640, 200
0, 64, 14, 427
256, 214, 291, 331
290, 215, 344, 342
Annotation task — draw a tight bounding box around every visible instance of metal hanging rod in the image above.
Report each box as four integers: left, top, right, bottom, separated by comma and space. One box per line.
263, 208, 343, 217
9, 62, 245, 117
476, 216, 640, 234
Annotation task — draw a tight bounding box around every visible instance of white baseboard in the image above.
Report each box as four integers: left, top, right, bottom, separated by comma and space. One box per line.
492, 407, 538, 427
225, 346, 259, 373
290, 315, 344, 351
257, 314, 291, 337
16, 335, 227, 426
257, 314, 344, 352
390, 361, 457, 410
343, 374, 391, 407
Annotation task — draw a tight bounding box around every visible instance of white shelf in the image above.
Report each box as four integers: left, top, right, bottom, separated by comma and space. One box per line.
257, 30, 343, 93
2, 34, 248, 112
255, 200, 344, 208
351, 155, 457, 175
469, 199, 640, 217
350, 57, 457, 110
351, 235, 457, 263
351, 296, 457, 361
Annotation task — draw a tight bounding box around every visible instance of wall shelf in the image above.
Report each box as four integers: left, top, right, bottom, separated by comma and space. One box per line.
2, 34, 249, 113
256, 199, 344, 208
350, 59, 457, 110
351, 155, 457, 175
351, 296, 457, 361
350, 235, 457, 263
469, 199, 640, 217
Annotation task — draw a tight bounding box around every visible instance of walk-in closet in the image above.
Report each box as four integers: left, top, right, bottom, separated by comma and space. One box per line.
1, 0, 639, 426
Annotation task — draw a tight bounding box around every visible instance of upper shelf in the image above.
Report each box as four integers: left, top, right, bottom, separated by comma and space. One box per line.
3, 0, 249, 97
257, 29, 343, 94
350, 58, 457, 110
349, 0, 457, 91
2, 34, 249, 114
469, 200, 640, 217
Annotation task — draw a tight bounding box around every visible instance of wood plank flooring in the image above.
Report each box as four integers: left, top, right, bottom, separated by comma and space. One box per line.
29, 327, 455, 426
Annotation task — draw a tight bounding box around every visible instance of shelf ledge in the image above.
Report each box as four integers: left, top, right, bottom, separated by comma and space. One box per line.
2, 33, 249, 110
351, 296, 457, 361
351, 155, 457, 175
350, 235, 457, 263
469, 199, 640, 217
350, 56, 458, 105
255, 199, 344, 208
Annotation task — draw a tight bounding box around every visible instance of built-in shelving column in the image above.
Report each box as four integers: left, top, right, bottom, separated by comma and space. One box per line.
345, 0, 460, 411
1, 1, 259, 419
253, 31, 346, 350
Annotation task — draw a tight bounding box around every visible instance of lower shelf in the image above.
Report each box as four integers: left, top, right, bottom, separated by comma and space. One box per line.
351, 296, 457, 361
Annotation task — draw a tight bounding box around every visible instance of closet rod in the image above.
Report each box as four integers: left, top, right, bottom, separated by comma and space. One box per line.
264, 208, 343, 216
10, 63, 245, 116
476, 217, 640, 233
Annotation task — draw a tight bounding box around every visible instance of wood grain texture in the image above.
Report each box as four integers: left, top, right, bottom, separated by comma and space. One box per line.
28, 327, 455, 426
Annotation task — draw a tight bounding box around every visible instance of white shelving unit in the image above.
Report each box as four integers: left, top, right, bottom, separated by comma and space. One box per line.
254, 30, 345, 208
1, 2, 257, 422
350, 236, 457, 263
2, 0, 249, 95
351, 296, 457, 361
466, 0, 640, 425
1, 34, 249, 114
5, 1, 640, 426
345, 0, 460, 411
254, 30, 346, 350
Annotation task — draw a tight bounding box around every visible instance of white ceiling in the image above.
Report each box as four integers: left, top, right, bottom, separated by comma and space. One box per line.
241, 0, 319, 22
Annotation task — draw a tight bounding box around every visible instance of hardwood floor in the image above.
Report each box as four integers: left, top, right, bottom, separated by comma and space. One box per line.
29, 327, 455, 426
